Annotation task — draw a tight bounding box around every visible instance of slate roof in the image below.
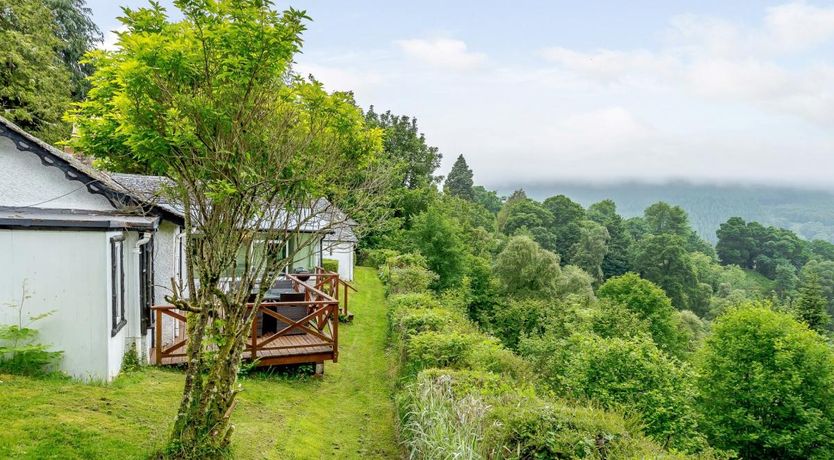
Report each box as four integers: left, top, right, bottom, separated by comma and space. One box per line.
0, 116, 182, 225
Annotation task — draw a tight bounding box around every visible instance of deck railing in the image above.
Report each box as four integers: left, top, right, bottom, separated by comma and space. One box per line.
151, 272, 340, 366
312, 266, 357, 316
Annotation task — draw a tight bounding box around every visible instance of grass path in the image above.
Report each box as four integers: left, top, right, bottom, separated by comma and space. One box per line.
0, 267, 399, 459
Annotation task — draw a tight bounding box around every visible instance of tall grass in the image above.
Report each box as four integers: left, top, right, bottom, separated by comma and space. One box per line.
400, 374, 492, 460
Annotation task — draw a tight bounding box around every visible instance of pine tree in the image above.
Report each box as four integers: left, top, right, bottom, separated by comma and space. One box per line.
444, 154, 474, 200
796, 272, 830, 334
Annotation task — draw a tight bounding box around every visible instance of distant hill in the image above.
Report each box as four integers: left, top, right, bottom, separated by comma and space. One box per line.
496, 181, 834, 243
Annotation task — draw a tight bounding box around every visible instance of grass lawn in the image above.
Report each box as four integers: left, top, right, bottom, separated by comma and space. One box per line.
0, 267, 399, 459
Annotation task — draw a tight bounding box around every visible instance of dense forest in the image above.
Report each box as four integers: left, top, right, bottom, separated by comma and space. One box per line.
361, 108, 834, 458
513, 181, 834, 244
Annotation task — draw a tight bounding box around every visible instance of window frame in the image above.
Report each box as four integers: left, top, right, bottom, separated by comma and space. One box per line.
110, 234, 127, 337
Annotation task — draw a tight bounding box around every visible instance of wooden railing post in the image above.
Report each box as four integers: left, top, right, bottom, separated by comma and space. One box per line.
250, 307, 259, 359
155, 308, 162, 364
332, 302, 339, 363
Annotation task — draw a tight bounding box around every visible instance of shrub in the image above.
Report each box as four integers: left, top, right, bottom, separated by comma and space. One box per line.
404, 331, 478, 375
121, 342, 142, 373
321, 258, 339, 273
520, 333, 704, 452
387, 266, 437, 295
388, 292, 443, 312
483, 396, 688, 460
393, 308, 459, 341
360, 248, 399, 268
696, 303, 834, 459
0, 295, 62, 376
466, 337, 534, 382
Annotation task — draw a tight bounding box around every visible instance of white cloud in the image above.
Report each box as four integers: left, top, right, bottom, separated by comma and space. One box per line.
294, 62, 384, 93
99, 25, 127, 51
764, 2, 834, 52
396, 38, 487, 71
540, 2, 834, 126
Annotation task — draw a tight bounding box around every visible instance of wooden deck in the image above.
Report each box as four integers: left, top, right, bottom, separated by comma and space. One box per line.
150, 268, 351, 370
150, 333, 334, 366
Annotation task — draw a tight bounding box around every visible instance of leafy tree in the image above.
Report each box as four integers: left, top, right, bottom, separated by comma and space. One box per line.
587, 199, 631, 278
632, 234, 699, 312
494, 235, 561, 298
410, 205, 468, 291
543, 194, 585, 263
644, 202, 690, 237
597, 273, 687, 357
774, 262, 798, 300
696, 304, 834, 458
499, 198, 556, 251
44, 0, 102, 99
496, 189, 527, 230
569, 220, 609, 283
801, 260, 834, 321
365, 106, 441, 190
795, 272, 830, 333
0, 0, 72, 142
67, 1, 388, 455
444, 154, 474, 200
555, 265, 595, 300
472, 185, 502, 214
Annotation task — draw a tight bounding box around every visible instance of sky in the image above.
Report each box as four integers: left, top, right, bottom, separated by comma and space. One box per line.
88, 1, 834, 189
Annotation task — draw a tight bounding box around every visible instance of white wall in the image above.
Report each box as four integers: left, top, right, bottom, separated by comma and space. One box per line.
324, 241, 355, 281
0, 230, 111, 380
0, 135, 113, 211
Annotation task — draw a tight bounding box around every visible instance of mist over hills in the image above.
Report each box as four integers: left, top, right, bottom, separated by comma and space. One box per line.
494, 181, 834, 244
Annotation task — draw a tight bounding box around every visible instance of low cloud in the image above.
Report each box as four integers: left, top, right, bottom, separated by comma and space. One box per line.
396, 38, 487, 71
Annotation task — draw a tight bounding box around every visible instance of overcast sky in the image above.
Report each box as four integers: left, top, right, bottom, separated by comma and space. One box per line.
88, 1, 834, 189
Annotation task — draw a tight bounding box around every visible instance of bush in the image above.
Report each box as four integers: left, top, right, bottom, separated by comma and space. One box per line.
393, 308, 459, 341
404, 331, 478, 375
484, 396, 690, 460
387, 266, 437, 295
380, 253, 438, 295
520, 333, 704, 452
388, 292, 443, 311
696, 303, 834, 459
466, 337, 534, 382
321, 258, 339, 273
360, 248, 399, 268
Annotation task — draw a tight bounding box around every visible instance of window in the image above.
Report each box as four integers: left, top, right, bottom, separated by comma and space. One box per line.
111, 235, 126, 336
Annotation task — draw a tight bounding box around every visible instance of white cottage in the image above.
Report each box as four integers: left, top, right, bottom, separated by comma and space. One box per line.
0, 117, 184, 381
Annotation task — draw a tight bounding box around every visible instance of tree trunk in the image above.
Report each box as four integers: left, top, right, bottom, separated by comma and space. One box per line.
165, 304, 253, 459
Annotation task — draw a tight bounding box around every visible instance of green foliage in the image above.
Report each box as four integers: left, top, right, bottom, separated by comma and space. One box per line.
644, 202, 691, 237
555, 264, 595, 300
521, 333, 705, 452
473, 185, 503, 214
0, 0, 72, 142
632, 234, 701, 313
386, 263, 437, 296
360, 248, 400, 268
0, 294, 62, 376
409, 205, 468, 290
44, 0, 102, 100
598, 273, 688, 357
498, 195, 557, 251
795, 271, 830, 333
716, 217, 807, 278
569, 220, 610, 283
696, 303, 834, 458
493, 235, 561, 298
444, 154, 475, 200
321, 258, 339, 273
121, 342, 142, 373
587, 199, 632, 278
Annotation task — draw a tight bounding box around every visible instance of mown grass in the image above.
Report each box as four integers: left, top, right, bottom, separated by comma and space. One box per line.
0, 267, 399, 459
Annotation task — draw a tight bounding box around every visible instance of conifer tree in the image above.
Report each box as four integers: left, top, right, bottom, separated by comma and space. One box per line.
796, 272, 830, 334
444, 154, 474, 200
